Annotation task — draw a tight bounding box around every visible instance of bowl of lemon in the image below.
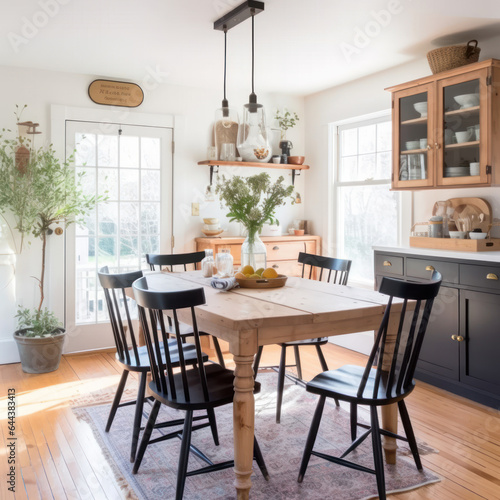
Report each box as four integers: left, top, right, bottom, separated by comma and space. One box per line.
235, 265, 288, 289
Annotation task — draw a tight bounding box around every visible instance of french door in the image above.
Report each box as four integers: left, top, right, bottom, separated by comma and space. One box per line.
64, 121, 173, 352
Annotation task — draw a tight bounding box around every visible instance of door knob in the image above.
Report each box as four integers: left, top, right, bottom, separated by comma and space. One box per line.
451, 335, 458, 341
457, 336, 464, 342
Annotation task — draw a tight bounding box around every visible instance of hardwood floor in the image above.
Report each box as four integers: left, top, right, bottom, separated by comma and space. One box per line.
1, 343, 499, 499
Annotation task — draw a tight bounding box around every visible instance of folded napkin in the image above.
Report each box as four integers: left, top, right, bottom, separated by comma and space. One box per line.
210, 276, 239, 291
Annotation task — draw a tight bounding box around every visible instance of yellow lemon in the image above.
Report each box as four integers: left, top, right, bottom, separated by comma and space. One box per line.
262, 267, 279, 279
249, 273, 261, 279
241, 265, 255, 275
235, 272, 246, 280
245, 273, 253, 278
255, 268, 265, 276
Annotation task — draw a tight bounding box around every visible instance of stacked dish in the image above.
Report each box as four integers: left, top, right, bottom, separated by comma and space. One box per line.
202, 218, 223, 237
444, 166, 470, 177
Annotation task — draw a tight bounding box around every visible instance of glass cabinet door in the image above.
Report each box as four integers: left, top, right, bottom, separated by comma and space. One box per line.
437, 68, 489, 186
392, 84, 435, 188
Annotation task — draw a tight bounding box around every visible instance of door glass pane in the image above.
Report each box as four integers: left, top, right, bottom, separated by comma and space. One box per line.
443, 79, 480, 178
399, 91, 428, 181
72, 126, 164, 325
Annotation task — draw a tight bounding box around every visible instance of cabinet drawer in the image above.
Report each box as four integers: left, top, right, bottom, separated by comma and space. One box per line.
460, 264, 500, 291
374, 254, 403, 276
407, 258, 459, 284
267, 260, 302, 277
265, 241, 305, 261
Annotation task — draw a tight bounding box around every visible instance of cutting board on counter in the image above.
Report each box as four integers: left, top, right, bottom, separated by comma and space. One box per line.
410, 236, 500, 252
432, 197, 492, 232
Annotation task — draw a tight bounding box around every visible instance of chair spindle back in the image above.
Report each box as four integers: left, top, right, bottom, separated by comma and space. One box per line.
357, 272, 442, 399
98, 267, 144, 366
133, 277, 209, 403
298, 252, 352, 285
146, 251, 206, 272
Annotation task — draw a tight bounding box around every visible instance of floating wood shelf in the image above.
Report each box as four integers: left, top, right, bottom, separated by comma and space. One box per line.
198, 160, 310, 186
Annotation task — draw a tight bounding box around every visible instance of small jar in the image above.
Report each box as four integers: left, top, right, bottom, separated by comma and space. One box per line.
215, 249, 234, 278
428, 216, 443, 238
201, 249, 214, 277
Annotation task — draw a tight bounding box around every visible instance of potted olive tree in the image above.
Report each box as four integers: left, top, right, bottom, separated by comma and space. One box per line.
0, 108, 99, 373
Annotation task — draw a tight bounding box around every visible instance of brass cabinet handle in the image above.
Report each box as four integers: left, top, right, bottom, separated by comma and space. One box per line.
435, 142, 440, 149
427, 144, 432, 150
272, 246, 279, 250
451, 335, 458, 341
272, 264, 279, 269
457, 336, 464, 342
486, 273, 498, 280
383, 261, 392, 267
426, 265, 435, 271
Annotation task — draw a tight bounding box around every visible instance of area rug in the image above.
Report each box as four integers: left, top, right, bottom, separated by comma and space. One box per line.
74, 372, 440, 500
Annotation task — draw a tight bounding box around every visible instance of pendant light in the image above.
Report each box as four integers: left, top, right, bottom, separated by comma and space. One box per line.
236, 11, 272, 163
214, 29, 239, 161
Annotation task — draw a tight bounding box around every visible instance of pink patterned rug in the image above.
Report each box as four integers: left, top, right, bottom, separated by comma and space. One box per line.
75, 372, 439, 499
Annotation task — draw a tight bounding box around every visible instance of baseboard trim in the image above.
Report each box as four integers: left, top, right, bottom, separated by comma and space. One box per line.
0, 338, 20, 365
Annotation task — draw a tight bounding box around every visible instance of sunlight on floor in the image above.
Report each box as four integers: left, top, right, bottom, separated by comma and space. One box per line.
0, 374, 123, 418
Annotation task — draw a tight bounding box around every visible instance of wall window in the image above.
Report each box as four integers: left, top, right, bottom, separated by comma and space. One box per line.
335, 115, 399, 284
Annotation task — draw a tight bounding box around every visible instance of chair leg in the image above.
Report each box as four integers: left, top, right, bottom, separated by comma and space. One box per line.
298, 395, 326, 483
132, 399, 161, 474
293, 345, 303, 380
253, 437, 270, 481
206, 407, 219, 446
370, 406, 387, 500
106, 369, 129, 432
212, 336, 226, 368
176, 411, 194, 500
130, 372, 147, 462
315, 344, 329, 372
276, 345, 288, 424
253, 346, 263, 380
350, 403, 358, 441
398, 400, 422, 471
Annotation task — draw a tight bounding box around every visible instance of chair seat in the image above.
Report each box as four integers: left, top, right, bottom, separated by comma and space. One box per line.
116, 341, 207, 372
149, 363, 261, 411
306, 364, 415, 405
280, 337, 328, 347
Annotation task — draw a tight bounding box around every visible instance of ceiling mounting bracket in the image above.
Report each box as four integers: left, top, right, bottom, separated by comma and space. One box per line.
213, 1, 264, 31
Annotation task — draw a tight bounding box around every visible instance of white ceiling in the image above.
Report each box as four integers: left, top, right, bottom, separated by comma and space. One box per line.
1, 0, 500, 95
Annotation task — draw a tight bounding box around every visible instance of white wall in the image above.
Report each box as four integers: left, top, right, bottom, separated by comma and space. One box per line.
304, 37, 500, 251
0, 64, 306, 362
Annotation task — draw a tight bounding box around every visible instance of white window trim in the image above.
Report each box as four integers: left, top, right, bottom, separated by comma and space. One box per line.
326, 109, 412, 288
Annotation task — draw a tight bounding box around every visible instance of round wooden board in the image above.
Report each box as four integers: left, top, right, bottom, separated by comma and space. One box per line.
432, 197, 491, 232
236, 275, 288, 289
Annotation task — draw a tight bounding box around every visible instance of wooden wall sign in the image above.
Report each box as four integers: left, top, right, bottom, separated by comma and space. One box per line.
88, 79, 144, 107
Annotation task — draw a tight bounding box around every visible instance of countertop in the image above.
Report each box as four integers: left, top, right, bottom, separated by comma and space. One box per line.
373, 245, 500, 264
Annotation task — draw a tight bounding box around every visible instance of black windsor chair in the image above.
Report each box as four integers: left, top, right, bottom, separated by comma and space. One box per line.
146, 252, 225, 367
131, 277, 269, 499
253, 252, 352, 422
98, 267, 216, 463
297, 272, 442, 500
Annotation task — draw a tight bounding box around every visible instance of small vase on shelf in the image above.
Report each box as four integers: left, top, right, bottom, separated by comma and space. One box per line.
241, 229, 267, 270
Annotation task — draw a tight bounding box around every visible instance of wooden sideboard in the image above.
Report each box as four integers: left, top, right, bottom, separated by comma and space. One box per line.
195, 235, 321, 276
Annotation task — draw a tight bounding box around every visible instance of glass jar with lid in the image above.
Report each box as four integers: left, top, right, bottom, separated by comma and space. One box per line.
215, 249, 234, 278
201, 249, 215, 277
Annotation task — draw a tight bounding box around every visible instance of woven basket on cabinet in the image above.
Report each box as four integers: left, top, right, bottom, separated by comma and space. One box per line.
427, 40, 481, 74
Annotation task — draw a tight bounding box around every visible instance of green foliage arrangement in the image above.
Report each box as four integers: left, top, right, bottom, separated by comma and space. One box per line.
15, 307, 63, 338
274, 109, 300, 140
0, 106, 102, 334
216, 172, 294, 243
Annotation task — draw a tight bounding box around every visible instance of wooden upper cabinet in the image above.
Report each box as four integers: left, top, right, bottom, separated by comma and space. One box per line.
387, 59, 500, 190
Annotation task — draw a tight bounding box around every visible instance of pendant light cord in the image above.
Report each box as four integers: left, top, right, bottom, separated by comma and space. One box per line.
251, 13, 255, 94
223, 29, 227, 101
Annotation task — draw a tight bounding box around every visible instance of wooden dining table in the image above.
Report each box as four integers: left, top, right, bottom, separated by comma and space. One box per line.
138, 271, 406, 500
